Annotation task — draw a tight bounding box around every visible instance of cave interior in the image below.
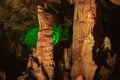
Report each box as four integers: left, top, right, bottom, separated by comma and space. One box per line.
0, 0, 120, 80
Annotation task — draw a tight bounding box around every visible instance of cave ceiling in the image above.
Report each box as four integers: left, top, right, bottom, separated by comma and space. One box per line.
0, 0, 119, 30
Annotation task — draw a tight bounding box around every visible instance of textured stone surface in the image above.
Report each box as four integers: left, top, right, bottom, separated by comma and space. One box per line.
0, 0, 37, 30
37, 5, 54, 79
110, 0, 120, 5
71, 0, 97, 80
27, 5, 54, 80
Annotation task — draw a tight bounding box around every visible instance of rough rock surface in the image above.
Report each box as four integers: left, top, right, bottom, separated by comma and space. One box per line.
71, 0, 97, 80
110, 0, 120, 5
27, 5, 54, 80
0, 0, 38, 30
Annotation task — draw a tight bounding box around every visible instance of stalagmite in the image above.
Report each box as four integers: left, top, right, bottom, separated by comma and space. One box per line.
27, 4, 54, 80
71, 0, 97, 80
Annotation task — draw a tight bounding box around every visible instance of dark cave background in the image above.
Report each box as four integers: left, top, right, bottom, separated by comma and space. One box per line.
0, 0, 120, 80
93, 1, 120, 80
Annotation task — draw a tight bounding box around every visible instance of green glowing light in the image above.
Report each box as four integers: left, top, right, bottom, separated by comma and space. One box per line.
23, 23, 72, 48
23, 24, 39, 48
52, 23, 62, 45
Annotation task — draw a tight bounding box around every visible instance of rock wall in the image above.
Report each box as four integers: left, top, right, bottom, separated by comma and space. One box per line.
0, 0, 38, 30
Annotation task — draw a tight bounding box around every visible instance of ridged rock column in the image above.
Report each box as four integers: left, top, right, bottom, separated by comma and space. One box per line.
71, 0, 97, 80
28, 5, 54, 80
37, 5, 54, 80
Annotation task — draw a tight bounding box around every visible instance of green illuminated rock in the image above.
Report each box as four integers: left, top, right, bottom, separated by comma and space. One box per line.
23, 23, 71, 48
23, 24, 39, 48
52, 23, 62, 45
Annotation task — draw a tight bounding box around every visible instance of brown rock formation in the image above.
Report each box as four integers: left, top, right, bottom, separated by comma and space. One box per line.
0, 0, 37, 30
71, 0, 97, 80
110, 0, 120, 5
27, 5, 54, 80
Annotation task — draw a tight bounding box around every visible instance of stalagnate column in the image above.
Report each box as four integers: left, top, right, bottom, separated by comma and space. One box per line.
27, 5, 54, 80
71, 0, 97, 80
36, 5, 54, 80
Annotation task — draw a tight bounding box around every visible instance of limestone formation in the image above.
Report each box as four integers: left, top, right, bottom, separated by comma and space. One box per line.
71, 0, 97, 80
27, 5, 54, 80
